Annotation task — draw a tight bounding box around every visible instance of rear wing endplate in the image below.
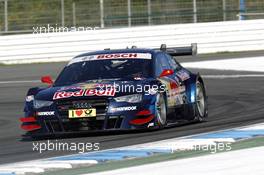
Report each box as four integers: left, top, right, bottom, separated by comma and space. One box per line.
157, 43, 197, 56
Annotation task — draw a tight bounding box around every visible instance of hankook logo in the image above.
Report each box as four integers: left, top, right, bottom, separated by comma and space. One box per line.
37, 111, 55, 116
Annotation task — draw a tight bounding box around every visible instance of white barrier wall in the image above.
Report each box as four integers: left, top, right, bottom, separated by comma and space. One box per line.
0, 19, 264, 64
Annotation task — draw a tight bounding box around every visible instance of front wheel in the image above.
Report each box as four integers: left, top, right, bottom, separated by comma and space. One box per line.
195, 81, 208, 122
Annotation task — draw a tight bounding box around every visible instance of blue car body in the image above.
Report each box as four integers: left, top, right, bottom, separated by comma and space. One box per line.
20, 46, 207, 138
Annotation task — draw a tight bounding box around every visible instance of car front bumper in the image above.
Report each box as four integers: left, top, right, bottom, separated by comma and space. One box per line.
21, 96, 157, 137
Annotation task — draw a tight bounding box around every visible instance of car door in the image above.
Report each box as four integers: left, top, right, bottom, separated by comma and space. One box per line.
164, 53, 187, 107
155, 53, 181, 108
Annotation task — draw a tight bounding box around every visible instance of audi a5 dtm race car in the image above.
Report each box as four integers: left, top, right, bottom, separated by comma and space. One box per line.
20, 44, 208, 138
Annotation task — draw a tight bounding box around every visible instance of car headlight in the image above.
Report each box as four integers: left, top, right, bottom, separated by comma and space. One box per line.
33, 100, 53, 109
114, 94, 142, 103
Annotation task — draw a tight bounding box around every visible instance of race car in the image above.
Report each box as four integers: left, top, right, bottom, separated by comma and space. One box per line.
20, 44, 208, 138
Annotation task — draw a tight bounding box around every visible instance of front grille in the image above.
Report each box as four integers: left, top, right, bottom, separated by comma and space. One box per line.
62, 119, 105, 131
106, 116, 124, 129
43, 116, 124, 133
56, 99, 108, 117
41, 99, 125, 133
43, 118, 105, 132
44, 120, 61, 132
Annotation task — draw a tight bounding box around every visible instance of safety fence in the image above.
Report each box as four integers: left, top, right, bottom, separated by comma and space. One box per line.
0, 19, 264, 64
0, 0, 264, 35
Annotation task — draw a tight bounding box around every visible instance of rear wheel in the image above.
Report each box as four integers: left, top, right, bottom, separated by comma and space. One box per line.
155, 93, 167, 128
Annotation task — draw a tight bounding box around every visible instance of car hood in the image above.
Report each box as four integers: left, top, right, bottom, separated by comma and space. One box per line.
35, 78, 158, 101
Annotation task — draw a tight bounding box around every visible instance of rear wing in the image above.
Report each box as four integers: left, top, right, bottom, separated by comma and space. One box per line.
157, 43, 197, 56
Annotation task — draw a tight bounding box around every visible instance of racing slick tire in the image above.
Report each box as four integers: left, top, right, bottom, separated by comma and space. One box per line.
155, 93, 167, 128
182, 80, 208, 122
195, 81, 208, 122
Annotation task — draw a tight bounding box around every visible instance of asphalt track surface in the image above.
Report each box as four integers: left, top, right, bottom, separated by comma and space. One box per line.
0, 51, 264, 164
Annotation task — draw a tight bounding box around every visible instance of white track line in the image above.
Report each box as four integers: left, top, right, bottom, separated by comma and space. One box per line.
182, 56, 264, 72
202, 74, 264, 79
0, 80, 40, 84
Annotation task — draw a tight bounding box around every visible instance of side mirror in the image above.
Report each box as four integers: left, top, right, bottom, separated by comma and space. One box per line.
41, 75, 53, 85
159, 69, 174, 78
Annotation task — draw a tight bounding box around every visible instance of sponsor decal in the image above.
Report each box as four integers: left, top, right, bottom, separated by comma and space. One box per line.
53, 88, 116, 100
53, 89, 85, 100
134, 77, 144, 80
167, 79, 186, 106
174, 76, 180, 83
110, 106, 137, 112
58, 86, 83, 91
79, 83, 114, 90
176, 70, 190, 81
97, 53, 139, 59
69, 109, 96, 118
147, 122, 154, 128
37, 111, 55, 116
170, 80, 179, 90
58, 83, 114, 91
68, 53, 152, 65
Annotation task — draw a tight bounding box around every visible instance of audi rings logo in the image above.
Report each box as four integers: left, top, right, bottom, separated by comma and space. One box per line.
73, 102, 92, 109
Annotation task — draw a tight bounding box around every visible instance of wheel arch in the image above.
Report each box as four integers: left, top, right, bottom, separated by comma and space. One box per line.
183, 72, 208, 120
196, 73, 208, 101
185, 72, 207, 103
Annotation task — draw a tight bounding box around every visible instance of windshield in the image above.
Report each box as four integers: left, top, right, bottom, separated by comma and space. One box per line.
54, 58, 153, 86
